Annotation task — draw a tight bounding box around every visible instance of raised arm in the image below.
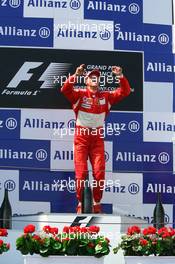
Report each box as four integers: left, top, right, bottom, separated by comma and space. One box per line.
108, 66, 131, 106
61, 64, 85, 104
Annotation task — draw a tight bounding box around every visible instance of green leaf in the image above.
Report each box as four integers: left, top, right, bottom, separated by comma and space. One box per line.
66, 240, 79, 255
95, 244, 102, 252
53, 242, 62, 250
43, 238, 50, 247
113, 246, 120, 254
39, 248, 49, 254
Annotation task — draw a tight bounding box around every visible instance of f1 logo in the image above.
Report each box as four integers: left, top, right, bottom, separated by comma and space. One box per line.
6, 62, 71, 89
7, 62, 43, 88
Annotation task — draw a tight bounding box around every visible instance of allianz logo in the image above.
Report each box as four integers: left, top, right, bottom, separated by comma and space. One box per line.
57, 28, 111, 40
146, 184, 175, 194
0, 26, 50, 38
115, 30, 169, 45
0, 148, 47, 161
131, 214, 170, 225
106, 120, 140, 135
24, 118, 65, 129
22, 180, 64, 191
87, 1, 140, 15
0, 117, 18, 130
27, 0, 67, 8
1, 0, 21, 8
146, 121, 175, 132
116, 151, 170, 165
146, 62, 175, 73
26, 0, 81, 10
54, 150, 110, 162
54, 150, 74, 160
105, 182, 139, 194
22, 178, 76, 192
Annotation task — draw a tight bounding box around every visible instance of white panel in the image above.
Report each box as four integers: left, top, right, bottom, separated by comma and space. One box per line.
24, 0, 83, 19
143, 112, 174, 142
0, 170, 50, 215
120, 204, 173, 227
51, 140, 74, 171
143, 0, 173, 25
102, 173, 143, 206
144, 82, 173, 112
51, 140, 112, 172
20, 109, 75, 140
54, 18, 113, 50
104, 141, 113, 173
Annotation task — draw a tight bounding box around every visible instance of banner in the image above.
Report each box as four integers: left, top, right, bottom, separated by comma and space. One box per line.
84, 0, 143, 23
0, 0, 23, 17
0, 139, 50, 170
0, 48, 143, 110
143, 172, 175, 204
144, 52, 174, 82
114, 23, 172, 53
113, 142, 173, 172
0, 109, 20, 139
0, 18, 53, 47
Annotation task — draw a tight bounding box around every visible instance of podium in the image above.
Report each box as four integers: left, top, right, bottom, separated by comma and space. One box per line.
12, 212, 148, 233
0, 213, 149, 264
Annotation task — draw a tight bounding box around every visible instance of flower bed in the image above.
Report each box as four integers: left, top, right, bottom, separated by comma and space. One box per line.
114, 225, 175, 256
16, 224, 110, 258
0, 228, 10, 255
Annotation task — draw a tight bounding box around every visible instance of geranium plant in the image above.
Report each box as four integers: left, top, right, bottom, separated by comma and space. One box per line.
0, 228, 10, 255
113, 225, 175, 256
16, 224, 110, 258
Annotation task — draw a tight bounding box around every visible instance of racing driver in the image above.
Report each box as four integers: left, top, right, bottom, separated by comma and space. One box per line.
61, 64, 131, 213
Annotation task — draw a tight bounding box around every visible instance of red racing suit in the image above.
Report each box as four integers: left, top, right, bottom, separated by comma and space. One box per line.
61, 75, 131, 203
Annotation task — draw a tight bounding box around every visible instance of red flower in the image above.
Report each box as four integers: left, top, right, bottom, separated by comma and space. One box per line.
68, 227, 75, 233
80, 227, 88, 233
6, 243, 10, 249
162, 232, 171, 238
43, 225, 51, 233
105, 237, 110, 244
32, 235, 41, 241
168, 227, 175, 236
88, 226, 100, 234
63, 226, 69, 233
88, 242, 95, 248
24, 224, 35, 234
0, 239, 4, 247
71, 226, 81, 233
158, 227, 168, 235
62, 237, 70, 241
158, 227, 175, 238
127, 226, 141, 235
140, 238, 148, 246
152, 240, 157, 245
142, 226, 156, 236
0, 228, 8, 237
50, 227, 58, 235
